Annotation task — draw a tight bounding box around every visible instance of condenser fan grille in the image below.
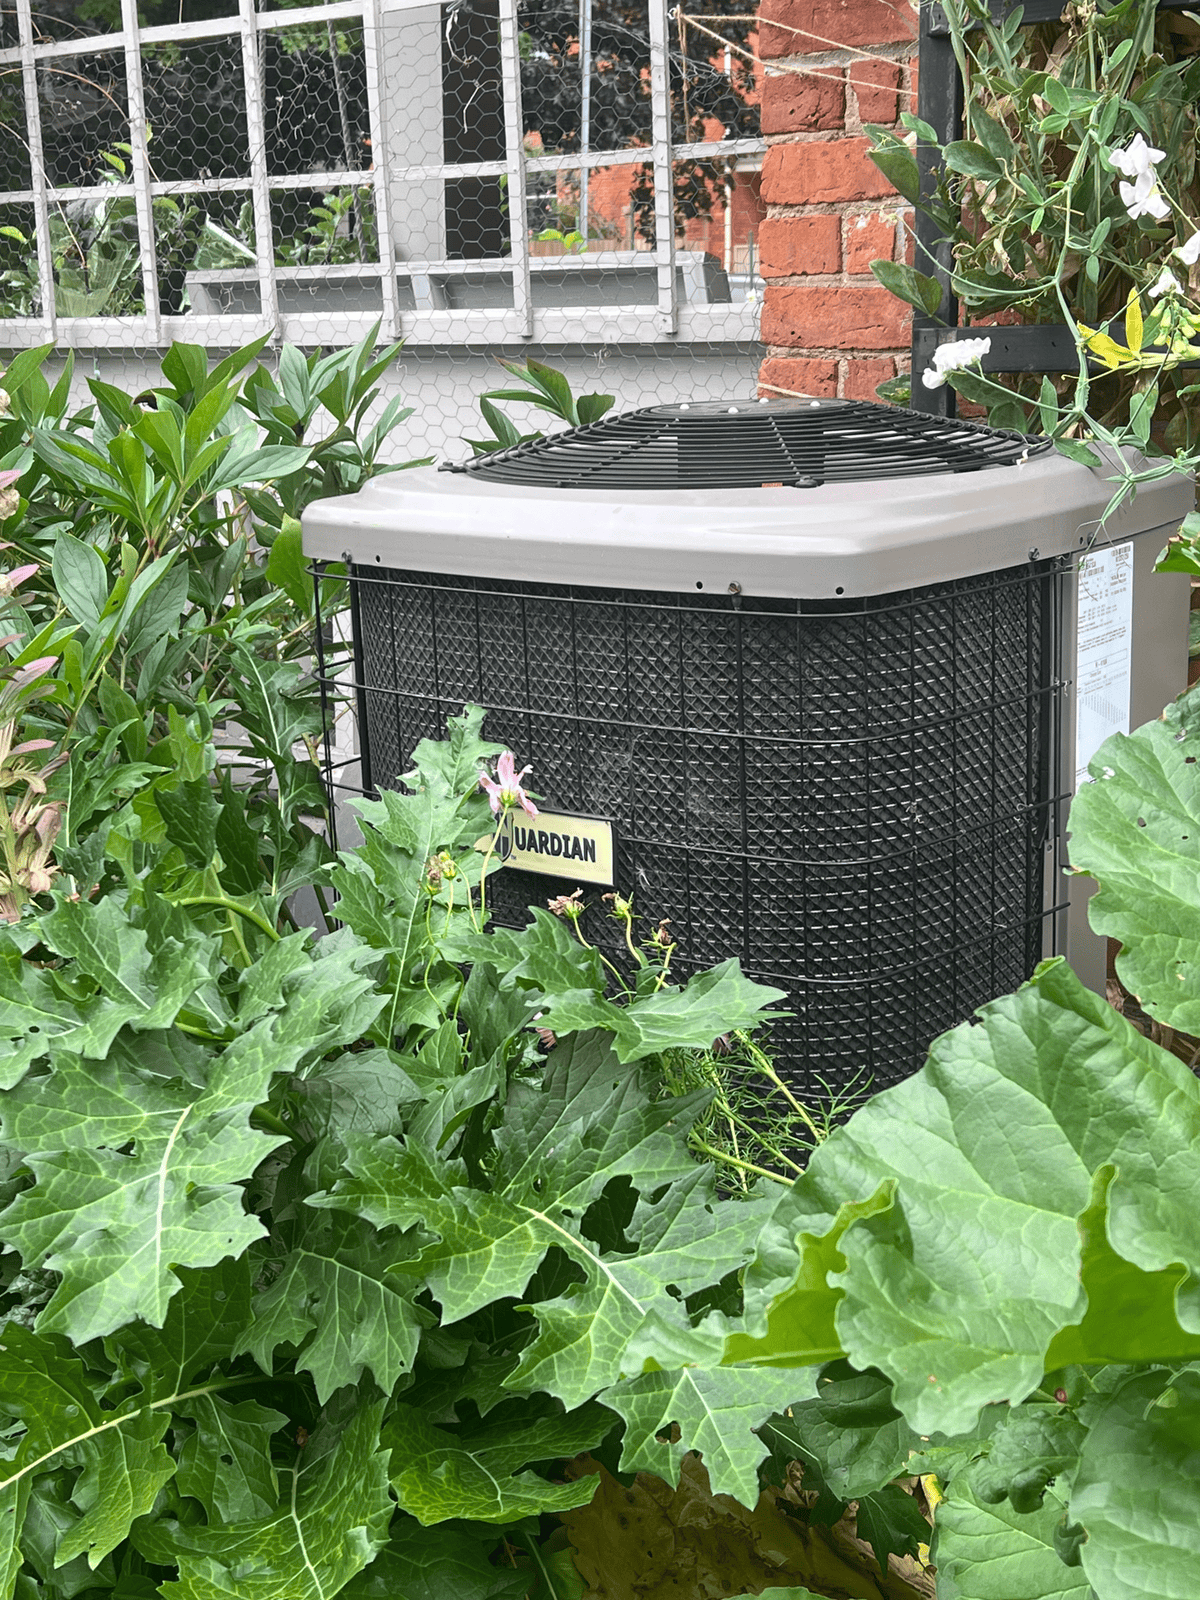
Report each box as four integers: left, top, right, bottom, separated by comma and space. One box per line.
442, 398, 1051, 490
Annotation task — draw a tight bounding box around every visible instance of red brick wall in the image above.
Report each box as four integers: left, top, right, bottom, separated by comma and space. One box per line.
754, 0, 918, 402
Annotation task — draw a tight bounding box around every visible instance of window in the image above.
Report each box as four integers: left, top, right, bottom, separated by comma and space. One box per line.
0, 0, 765, 349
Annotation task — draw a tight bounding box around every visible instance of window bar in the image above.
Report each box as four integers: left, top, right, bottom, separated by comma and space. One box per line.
362, 0, 401, 340
120, 0, 162, 340
16, 0, 55, 336
578, 0, 592, 242
498, 0, 533, 339
241, 0, 279, 336
647, 0, 678, 335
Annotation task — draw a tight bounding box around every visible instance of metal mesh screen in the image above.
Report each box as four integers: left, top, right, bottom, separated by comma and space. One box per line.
339, 559, 1063, 1094
0, 0, 767, 462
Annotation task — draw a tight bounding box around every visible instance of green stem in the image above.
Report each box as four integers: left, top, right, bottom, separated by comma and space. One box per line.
690, 1138, 793, 1187
734, 1029, 825, 1144
173, 894, 281, 942
251, 1104, 299, 1141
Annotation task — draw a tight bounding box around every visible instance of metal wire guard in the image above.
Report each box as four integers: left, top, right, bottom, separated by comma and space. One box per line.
442, 398, 1053, 489
342, 561, 1061, 1093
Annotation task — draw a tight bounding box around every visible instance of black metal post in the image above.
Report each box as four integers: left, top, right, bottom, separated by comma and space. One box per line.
910, 2, 963, 416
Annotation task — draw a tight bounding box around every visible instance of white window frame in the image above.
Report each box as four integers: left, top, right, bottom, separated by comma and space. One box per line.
0, 0, 763, 349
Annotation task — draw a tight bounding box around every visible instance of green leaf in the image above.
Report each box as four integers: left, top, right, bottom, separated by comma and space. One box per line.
604, 1366, 816, 1507
265, 516, 311, 614
758, 1363, 924, 1500
942, 139, 1003, 180
110, 1255, 255, 1396
97, 673, 148, 764
382, 1404, 604, 1525
1044, 1167, 1200, 1367
51, 533, 108, 629
1070, 1368, 1200, 1600
341, 1522, 529, 1600
575, 393, 615, 426
870, 260, 945, 317
866, 145, 921, 205
1041, 76, 1072, 115
291, 1048, 421, 1138
1068, 682, 1200, 1032
1054, 439, 1102, 469
176, 1395, 288, 1522
35, 893, 216, 1033
156, 778, 220, 870
971, 1405, 1085, 1515
0, 1326, 175, 1580
122, 558, 188, 656
508, 1165, 774, 1406
933, 1478, 1090, 1600
318, 1033, 735, 1408
970, 108, 1016, 166
236, 1226, 423, 1401
739, 958, 1200, 1438
0, 1012, 303, 1339
535, 959, 788, 1063
139, 1400, 392, 1600
852, 1483, 932, 1574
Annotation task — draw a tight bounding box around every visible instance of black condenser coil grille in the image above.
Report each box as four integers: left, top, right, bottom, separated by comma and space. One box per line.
338, 558, 1063, 1094
440, 397, 1052, 490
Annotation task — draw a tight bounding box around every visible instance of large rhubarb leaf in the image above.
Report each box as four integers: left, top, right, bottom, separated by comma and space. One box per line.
1070, 1367, 1200, 1600
1068, 682, 1200, 1033
730, 958, 1200, 1436
138, 1400, 392, 1600
933, 1478, 1090, 1600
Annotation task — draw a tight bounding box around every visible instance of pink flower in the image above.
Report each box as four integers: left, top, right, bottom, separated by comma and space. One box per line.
0, 563, 37, 597
10, 656, 56, 689
478, 750, 538, 817
0, 470, 20, 492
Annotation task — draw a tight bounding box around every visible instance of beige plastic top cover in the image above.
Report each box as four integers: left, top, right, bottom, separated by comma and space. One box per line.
301, 400, 1194, 599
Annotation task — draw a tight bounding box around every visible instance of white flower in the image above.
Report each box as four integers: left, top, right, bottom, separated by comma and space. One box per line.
1150, 267, 1182, 298
1109, 133, 1166, 179
1175, 230, 1200, 266
0, 389, 9, 415
1120, 169, 1170, 222
921, 335, 992, 390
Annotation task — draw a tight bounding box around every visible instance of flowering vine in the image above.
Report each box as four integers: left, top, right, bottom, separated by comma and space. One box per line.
868, 0, 1200, 549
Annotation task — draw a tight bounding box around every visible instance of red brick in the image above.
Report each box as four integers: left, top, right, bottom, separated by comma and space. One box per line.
843, 356, 896, 400
851, 59, 902, 124
759, 215, 841, 277
845, 211, 896, 274
759, 0, 916, 59
762, 285, 910, 349
761, 138, 897, 205
757, 356, 839, 399
761, 67, 844, 134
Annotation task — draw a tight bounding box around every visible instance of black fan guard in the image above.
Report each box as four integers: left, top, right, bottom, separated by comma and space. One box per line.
441, 397, 1053, 491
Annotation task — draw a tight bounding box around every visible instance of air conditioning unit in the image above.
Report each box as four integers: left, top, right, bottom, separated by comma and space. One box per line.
302, 399, 1191, 1091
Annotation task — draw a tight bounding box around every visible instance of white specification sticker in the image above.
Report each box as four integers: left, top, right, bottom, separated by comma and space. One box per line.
1075, 540, 1133, 788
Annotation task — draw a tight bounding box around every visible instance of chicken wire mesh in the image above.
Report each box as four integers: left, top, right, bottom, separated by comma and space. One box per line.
0, 0, 767, 462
